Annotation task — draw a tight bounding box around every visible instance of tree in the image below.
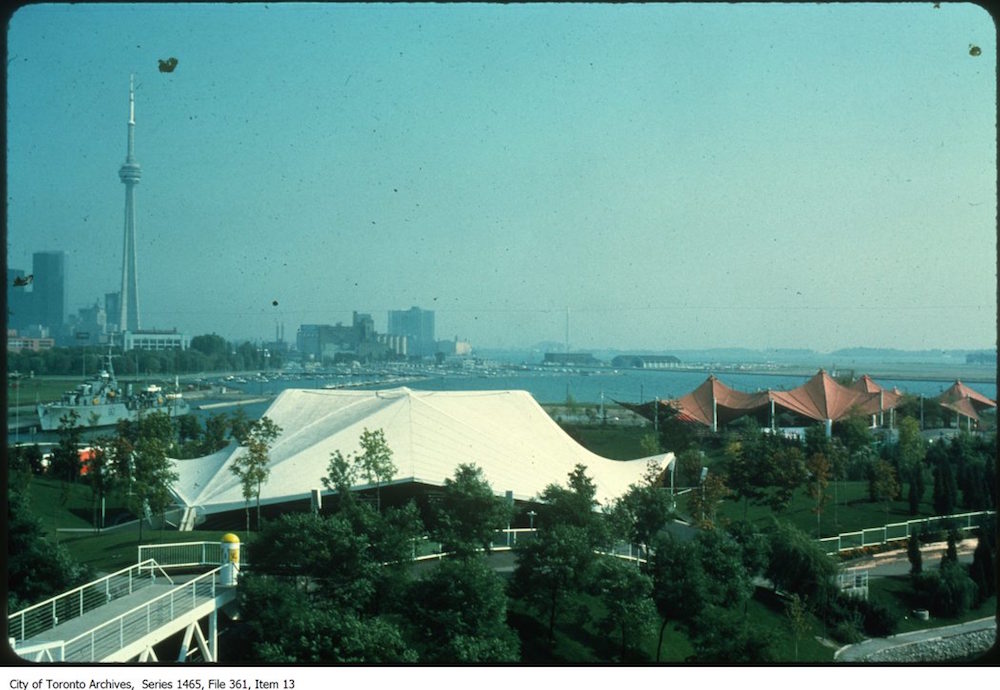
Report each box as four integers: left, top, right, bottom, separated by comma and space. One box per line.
968, 529, 996, 605
914, 559, 978, 618
229, 415, 282, 533
88, 434, 119, 528
127, 435, 178, 543
648, 534, 708, 661
695, 528, 753, 610
511, 524, 595, 647
907, 532, 923, 575
897, 417, 926, 515
686, 471, 730, 529
610, 480, 673, 551
806, 452, 832, 537
726, 519, 771, 580
869, 458, 900, 522
432, 463, 512, 557
590, 556, 657, 660
785, 593, 809, 662
201, 413, 230, 454
674, 448, 704, 488
228, 407, 251, 445
722, 427, 807, 517
688, 606, 775, 662
238, 575, 417, 663
356, 427, 396, 512
50, 410, 83, 482
250, 512, 379, 611
322, 448, 358, 511
7, 485, 89, 611
406, 557, 520, 662
536, 464, 609, 548
765, 520, 838, 605
932, 456, 958, 516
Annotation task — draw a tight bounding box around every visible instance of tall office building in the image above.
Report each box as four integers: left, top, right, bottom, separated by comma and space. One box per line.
118, 75, 142, 333
387, 306, 435, 357
31, 251, 67, 337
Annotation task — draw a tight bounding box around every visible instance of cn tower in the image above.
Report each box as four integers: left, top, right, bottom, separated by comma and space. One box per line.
118, 74, 142, 333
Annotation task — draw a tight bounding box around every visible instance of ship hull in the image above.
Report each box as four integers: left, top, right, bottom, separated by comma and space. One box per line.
36, 401, 192, 431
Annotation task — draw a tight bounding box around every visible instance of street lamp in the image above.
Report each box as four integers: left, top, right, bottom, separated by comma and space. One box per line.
527, 509, 537, 530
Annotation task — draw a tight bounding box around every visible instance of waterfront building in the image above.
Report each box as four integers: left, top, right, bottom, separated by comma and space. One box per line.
122, 328, 190, 351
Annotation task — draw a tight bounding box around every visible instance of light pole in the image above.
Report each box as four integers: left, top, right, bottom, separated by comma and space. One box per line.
527, 509, 537, 530
14, 377, 20, 445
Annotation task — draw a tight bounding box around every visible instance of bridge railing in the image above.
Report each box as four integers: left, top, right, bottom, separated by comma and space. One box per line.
817, 510, 995, 555
138, 541, 251, 569
8, 559, 172, 644
37, 567, 224, 663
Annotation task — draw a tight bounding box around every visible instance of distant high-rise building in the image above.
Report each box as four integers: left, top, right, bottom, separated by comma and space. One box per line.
31, 251, 67, 337
387, 307, 435, 357
104, 292, 121, 333
118, 75, 142, 333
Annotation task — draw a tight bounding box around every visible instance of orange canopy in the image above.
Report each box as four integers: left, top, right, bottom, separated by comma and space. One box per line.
937, 380, 996, 422
634, 370, 907, 431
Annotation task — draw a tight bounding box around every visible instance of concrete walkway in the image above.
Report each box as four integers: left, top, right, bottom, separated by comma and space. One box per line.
835, 616, 997, 662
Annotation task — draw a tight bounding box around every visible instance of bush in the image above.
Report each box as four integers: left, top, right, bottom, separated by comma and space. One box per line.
852, 598, 899, 637
829, 619, 863, 645
913, 561, 978, 618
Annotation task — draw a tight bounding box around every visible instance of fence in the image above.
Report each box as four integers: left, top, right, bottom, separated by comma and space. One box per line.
18, 567, 223, 663
817, 510, 995, 555
138, 541, 250, 569
8, 559, 172, 644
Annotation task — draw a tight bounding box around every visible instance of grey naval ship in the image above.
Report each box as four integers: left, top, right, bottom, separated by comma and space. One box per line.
36, 351, 191, 431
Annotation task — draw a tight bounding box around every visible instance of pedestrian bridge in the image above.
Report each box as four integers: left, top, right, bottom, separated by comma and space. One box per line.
7, 559, 237, 663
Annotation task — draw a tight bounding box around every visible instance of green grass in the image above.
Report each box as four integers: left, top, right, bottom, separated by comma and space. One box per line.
558, 423, 654, 460
8, 377, 80, 407
713, 480, 948, 539
19, 476, 243, 573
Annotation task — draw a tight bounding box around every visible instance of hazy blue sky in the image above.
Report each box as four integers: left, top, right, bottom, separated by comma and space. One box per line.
6, 3, 996, 351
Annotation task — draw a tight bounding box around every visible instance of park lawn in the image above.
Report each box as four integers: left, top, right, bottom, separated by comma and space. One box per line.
559, 423, 654, 460
712, 481, 945, 539
7, 377, 80, 406
21, 476, 237, 573
747, 587, 836, 662
20, 476, 114, 533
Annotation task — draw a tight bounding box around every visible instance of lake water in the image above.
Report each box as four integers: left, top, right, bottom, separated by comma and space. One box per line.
208, 367, 997, 422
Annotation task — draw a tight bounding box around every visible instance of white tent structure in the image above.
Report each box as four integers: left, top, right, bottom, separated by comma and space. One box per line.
170, 387, 672, 523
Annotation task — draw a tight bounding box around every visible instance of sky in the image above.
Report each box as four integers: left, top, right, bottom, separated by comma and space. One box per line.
5, 2, 997, 352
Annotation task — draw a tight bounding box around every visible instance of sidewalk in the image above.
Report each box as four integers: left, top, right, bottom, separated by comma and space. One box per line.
835, 616, 997, 662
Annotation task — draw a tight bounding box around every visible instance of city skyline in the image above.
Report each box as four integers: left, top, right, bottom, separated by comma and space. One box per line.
5, 3, 997, 352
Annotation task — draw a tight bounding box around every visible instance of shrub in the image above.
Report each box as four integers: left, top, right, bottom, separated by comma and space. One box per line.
913, 562, 978, 618
829, 618, 863, 645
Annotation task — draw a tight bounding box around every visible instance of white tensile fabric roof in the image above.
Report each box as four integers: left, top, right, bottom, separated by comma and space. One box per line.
170, 387, 672, 515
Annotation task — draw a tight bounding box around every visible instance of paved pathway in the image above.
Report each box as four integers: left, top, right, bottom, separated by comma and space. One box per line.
835, 616, 997, 662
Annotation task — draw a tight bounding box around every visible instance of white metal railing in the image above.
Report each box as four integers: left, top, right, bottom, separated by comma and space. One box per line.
838, 569, 869, 600
817, 510, 995, 555
40, 567, 223, 663
138, 541, 251, 569
8, 559, 172, 644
